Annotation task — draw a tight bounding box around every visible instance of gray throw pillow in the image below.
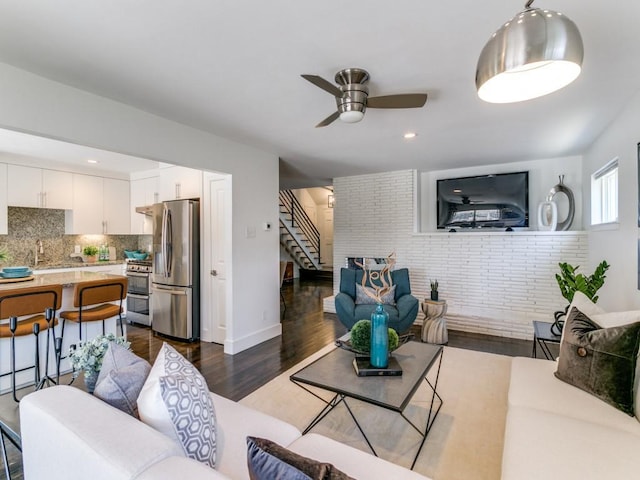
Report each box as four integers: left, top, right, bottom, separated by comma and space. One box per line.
355, 283, 396, 305
555, 307, 640, 416
246, 437, 354, 480
94, 342, 151, 418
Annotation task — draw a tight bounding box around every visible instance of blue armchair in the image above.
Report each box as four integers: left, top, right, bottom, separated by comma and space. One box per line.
335, 267, 419, 333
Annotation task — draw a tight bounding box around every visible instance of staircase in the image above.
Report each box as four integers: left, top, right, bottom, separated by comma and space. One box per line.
279, 190, 321, 270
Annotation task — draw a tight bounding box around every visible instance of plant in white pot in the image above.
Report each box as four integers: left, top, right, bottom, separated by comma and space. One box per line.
82, 245, 99, 263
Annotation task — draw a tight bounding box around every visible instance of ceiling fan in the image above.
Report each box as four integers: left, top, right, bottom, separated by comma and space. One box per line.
301, 68, 428, 128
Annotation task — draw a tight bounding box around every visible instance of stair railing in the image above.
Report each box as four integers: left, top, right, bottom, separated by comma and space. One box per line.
279, 190, 321, 266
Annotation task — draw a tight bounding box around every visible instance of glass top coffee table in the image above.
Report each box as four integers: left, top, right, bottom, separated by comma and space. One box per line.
290, 341, 443, 470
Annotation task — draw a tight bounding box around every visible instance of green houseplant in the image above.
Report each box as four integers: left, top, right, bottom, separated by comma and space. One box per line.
349, 319, 400, 353
82, 245, 99, 263
552, 260, 610, 334
430, 279, 439, 301
0, 245, 9, 263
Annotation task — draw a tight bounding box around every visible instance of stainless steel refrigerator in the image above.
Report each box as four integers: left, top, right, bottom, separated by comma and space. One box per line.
151, 199, 200, 341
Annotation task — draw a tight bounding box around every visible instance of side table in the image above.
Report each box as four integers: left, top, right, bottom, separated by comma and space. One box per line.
421, 299, 448, 344
532, 320, 561, 360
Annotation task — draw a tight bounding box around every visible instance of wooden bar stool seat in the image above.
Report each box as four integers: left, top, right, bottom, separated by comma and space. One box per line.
59, 277, 128, 342
0, 284, 62, 402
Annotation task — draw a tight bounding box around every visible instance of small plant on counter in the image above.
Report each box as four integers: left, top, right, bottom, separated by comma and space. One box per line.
82, 245, 99, 257
0, 245, 9, 263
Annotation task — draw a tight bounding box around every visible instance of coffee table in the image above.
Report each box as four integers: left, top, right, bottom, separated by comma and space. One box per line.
290, 341, 443, 469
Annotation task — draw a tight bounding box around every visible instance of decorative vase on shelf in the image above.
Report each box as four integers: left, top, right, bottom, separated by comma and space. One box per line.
370, 303, 389, 368
430, 291, 439, 301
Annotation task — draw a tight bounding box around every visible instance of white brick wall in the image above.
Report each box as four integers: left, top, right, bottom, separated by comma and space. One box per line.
326, 170, 589, 340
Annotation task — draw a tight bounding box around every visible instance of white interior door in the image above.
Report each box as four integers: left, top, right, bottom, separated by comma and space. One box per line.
201, 172, 230, 343
320, 206, 334, 266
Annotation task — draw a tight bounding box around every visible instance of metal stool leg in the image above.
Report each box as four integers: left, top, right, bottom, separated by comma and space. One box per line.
32, 322, 40, 387
9, 317, 18, 403
0, 427, 13, 480
37, 308, 57, 389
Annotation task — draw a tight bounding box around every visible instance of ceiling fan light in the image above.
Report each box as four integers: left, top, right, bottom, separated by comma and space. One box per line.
476, 5, 583, 103
339, 110, 365, 123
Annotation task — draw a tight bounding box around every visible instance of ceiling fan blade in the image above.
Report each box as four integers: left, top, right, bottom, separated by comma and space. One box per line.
301, 74, 344, 98
315, 111, 340, 128
367, 93, 428, 109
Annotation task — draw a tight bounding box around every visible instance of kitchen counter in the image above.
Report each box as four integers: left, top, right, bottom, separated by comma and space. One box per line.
0, 270, 125, 291
32, 260, 125, 270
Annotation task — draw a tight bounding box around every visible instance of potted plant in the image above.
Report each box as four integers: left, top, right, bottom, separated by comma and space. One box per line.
82, 245, 99, 263
69, 333, 131, 392
552, 260, 609, 334
430, 279, 439, 301
0, 245, 9, 264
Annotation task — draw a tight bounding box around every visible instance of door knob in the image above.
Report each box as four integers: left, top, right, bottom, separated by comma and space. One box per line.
210, 270, 217, 276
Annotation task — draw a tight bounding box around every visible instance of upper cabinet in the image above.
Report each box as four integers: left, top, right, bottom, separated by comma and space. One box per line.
7, 165, 73, 209
0, 164, 7, 234
130, 175, 158, 234
159, 166, 202, 201
65, 174, 130, 234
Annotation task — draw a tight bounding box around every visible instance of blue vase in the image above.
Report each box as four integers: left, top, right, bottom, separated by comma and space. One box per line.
370, 303, 389, 368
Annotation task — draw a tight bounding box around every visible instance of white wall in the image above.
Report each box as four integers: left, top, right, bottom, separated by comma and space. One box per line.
330, 170, 588, 339
0, 62, 280, 354
419, 156, 583, 232
582, 90, 640, 311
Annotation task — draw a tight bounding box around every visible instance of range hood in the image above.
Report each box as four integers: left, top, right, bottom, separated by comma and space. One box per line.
135, 205, 154, 216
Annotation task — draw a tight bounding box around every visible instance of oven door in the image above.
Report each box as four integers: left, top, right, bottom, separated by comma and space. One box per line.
127, 272, 150, 295
126, 293, 151, 326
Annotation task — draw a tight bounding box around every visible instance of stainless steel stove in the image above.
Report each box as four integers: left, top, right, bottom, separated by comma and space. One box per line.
125, 259, 152, 326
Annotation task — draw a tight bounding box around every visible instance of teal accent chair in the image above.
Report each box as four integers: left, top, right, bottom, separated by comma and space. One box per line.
335, 267, 419, 333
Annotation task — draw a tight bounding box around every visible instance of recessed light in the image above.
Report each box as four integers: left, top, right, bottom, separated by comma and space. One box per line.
453, 189, 462, 193
87, 159, 99, 164
403, 132, 417, 139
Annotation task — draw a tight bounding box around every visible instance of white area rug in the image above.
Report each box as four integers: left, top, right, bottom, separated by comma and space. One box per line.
240, 344, 511, 480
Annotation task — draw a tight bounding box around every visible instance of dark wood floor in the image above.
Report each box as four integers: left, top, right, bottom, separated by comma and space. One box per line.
0, 276, 542, 479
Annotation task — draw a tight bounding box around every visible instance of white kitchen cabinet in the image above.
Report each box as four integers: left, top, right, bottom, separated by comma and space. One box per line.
130, 175, 158, 234
0, 163, 7, 234
7, 165, 73, 209
66, 174, 130, 234
103, 178, 130, 234
159, 166, 202, 201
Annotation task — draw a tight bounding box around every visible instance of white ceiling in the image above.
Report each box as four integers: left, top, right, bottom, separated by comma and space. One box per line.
0, 1, 637, 188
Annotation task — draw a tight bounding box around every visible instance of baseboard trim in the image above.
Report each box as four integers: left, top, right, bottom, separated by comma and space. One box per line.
224, 323, 282, 355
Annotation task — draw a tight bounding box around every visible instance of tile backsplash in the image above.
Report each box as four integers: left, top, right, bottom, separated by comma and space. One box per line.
0, 207, 151, 268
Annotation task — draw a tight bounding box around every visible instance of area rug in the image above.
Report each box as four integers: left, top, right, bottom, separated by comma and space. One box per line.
240, 344, 511, 480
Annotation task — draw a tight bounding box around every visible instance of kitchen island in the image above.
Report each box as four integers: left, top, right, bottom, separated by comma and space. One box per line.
0, 270, 127, 394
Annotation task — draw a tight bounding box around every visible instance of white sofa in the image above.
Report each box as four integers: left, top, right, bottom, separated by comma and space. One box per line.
502, 356, 640, 479
20, 385, 430, 480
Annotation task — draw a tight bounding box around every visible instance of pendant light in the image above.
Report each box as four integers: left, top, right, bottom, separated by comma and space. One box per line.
475, 0, 584, 103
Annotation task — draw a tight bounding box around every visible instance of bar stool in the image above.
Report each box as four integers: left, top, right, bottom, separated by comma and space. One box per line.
59, 277, 128, 342
0, 284, 62, 402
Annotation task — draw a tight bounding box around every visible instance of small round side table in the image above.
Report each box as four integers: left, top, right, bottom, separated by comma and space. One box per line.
421, 299, 448, 345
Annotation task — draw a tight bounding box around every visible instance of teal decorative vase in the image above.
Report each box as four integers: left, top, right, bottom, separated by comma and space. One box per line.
84, 372, 98, 394
370, 303, 389, 368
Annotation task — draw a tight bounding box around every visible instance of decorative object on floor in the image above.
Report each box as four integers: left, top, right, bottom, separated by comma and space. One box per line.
421, 299, 448, 345
553, 260, 609, 334
68, 333, 130, 393
555, 307, 640, 415
546, 175, 575, 231
476, 0, 583, 103
537, 200, 558, 231
430, 279, 439, 301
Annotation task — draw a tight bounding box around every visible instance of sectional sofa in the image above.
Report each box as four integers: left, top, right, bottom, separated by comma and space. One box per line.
20, 385, 430, 480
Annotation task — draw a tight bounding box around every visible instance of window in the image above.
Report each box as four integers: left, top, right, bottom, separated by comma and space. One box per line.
591, 158, 619, 225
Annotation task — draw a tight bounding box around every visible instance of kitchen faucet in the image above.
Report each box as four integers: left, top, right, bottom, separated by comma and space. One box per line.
35, 239, 44, 266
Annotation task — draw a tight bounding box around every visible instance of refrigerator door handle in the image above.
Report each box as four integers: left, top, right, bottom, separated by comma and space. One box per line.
152, 285, 188, 296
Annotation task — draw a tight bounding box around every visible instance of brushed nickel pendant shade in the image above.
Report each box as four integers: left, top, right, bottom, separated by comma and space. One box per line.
476, 0, 584, 103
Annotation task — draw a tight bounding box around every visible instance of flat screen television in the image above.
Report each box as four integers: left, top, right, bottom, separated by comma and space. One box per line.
437, 172, 529, 229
